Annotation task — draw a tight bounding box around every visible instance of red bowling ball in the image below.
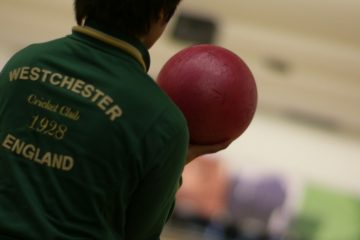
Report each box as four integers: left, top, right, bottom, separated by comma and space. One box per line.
157, 44, 257, 144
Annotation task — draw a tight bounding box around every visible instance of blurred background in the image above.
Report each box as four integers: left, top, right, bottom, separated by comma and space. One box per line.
1, 0, 360, 239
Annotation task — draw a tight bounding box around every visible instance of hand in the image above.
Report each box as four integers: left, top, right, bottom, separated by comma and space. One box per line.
186, 140, 232, 164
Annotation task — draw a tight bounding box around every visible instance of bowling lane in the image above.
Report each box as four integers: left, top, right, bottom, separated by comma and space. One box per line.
221, 111, 360, 197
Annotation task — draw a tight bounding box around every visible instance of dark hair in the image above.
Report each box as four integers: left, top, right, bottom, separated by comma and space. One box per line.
74, 0, 181, 37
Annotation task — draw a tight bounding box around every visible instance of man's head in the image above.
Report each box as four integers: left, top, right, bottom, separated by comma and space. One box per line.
74, 0, 181, 47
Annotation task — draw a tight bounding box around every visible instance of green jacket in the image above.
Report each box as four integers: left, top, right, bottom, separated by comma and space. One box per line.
0, 20, 188, 240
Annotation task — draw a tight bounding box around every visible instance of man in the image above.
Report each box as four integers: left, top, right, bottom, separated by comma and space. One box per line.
0, 0, 229, 239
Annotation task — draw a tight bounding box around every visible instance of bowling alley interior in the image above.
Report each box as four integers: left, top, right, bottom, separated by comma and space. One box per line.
1, 0, 360, 239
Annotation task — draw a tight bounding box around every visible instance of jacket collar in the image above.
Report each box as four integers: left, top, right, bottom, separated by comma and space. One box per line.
72, 19, 151, 72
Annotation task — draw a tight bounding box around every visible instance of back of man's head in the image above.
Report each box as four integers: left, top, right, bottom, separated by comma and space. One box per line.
74, 0, 181, 37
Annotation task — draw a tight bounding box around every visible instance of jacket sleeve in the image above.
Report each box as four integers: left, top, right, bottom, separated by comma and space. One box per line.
124, 113, 188, 240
